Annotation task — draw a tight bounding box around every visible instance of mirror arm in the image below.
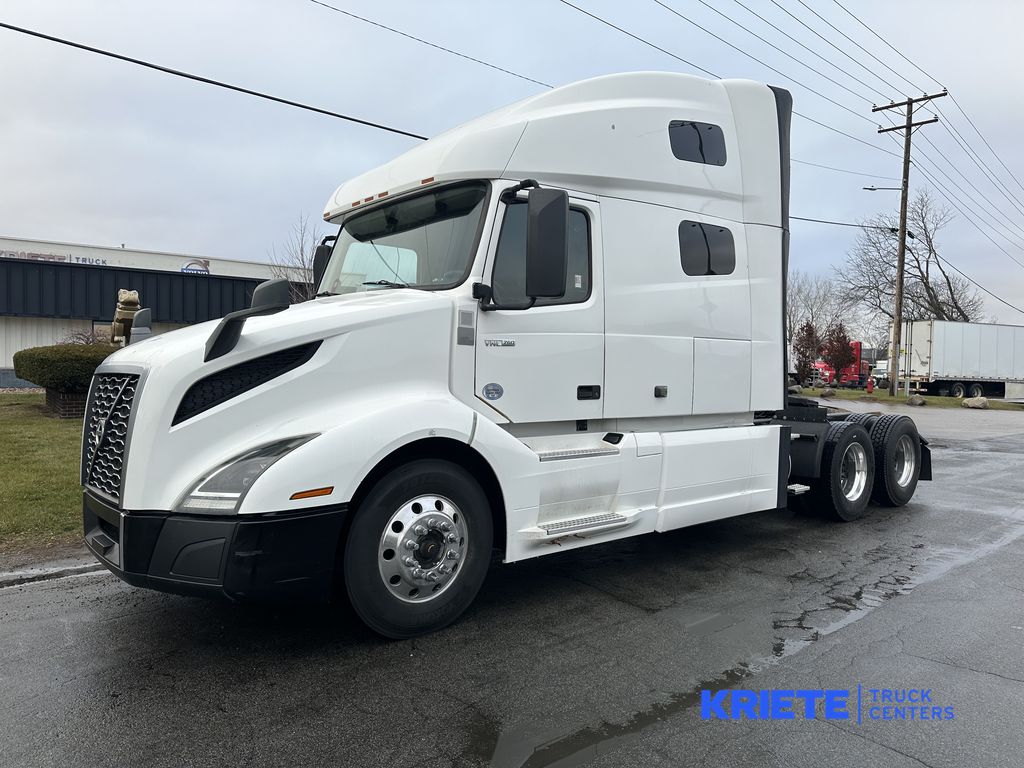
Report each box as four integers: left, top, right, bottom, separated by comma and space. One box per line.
473, 282, 537, 312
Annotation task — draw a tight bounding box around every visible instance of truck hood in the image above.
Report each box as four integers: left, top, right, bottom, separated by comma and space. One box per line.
104, 289, 452, 370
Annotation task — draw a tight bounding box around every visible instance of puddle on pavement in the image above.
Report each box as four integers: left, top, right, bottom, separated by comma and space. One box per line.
475, 518, 1024, 768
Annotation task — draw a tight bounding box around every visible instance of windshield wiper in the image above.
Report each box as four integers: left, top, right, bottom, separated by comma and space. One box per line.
362, 280, 409, 289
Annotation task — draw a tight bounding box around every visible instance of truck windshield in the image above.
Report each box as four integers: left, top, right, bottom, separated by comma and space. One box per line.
319, 182, 488, 294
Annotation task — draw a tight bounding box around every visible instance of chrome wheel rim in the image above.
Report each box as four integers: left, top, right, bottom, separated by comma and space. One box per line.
839, 442, 868, 501
894, 434, 916, 487
378, 495, 468, 604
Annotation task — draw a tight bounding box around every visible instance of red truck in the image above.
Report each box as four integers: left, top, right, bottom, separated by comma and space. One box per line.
811, 341, 868, 387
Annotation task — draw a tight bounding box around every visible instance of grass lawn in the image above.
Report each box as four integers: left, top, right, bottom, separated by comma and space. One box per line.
801, 387, 1024, 411
0, 393, 83, 552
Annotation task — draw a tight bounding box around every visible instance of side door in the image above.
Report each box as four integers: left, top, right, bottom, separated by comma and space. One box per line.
474, 195, 603, 423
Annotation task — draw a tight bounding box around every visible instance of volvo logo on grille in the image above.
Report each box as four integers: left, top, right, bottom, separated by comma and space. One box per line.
92, 417, 108, 449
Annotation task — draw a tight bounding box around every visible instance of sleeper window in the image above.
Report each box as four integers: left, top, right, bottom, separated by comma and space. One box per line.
491, 203, 591, 306
668, 121, 727, 165
679, 221, 736, 276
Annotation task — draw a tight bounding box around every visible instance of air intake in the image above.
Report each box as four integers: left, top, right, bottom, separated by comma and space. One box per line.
173, 341, 322, 425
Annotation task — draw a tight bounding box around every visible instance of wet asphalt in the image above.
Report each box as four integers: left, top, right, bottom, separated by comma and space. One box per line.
2, 405, 1023, 768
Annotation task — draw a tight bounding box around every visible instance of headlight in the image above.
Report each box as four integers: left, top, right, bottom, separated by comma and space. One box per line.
176, 435, 317, 515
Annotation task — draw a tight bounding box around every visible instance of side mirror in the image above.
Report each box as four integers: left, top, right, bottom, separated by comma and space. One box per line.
250, 278, 291, 310
313, 236, 335, 291
525, 188, 569, 299
205, 278, 291, 361
127, 307, 152, 345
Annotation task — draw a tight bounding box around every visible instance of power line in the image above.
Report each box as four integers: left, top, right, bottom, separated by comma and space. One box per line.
947, 94, 1024, 198
792, 215, 884, 229
830, 0, 938, 92
792, 159, 899, 180
555, 0, 717, 77
307, 0, 553, 88
557, 0, 898, 156
0, 21, 428, 140
791, 0, 921, 96
687, 0, 875, 105
765, 0, 903, 98
727, 0, 887, 102
651, 0, 875, 125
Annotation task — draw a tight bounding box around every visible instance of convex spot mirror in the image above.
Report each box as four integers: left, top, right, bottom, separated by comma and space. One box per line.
525, 188, 569, 299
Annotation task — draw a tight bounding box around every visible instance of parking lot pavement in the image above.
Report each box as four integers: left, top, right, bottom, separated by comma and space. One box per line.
2, 413, 1023, 768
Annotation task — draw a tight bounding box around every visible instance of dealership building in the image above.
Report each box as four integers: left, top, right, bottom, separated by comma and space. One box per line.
0, 236, 276, 386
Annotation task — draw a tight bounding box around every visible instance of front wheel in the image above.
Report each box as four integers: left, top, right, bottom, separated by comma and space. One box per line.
343, 460, 493, 638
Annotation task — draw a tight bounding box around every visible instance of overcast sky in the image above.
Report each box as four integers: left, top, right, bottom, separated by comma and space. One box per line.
3, 0, 1023, 321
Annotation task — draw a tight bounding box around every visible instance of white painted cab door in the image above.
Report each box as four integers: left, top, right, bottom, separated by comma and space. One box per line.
475, 198, 603, 423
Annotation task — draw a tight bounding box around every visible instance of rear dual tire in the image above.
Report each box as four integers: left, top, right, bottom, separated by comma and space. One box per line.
811, 421, 875, 522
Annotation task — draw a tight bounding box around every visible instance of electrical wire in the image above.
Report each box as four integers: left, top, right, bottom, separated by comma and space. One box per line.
555, 0, 717, 77
792, 159, 899, 180
726, 0, 887, 102
650, 0, 875, 124
307, 0, 553, 88
0, 21, 428, 140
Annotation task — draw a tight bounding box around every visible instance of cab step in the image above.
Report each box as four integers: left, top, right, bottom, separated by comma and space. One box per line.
787, 483, 811, 496
535, 511, 631, 538
536, 446, 620, 462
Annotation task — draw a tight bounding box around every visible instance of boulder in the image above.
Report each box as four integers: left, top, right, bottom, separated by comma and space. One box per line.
906, 394, 926, 406
819, 388, 836, 399
961, 396, 989, 409
787, 384, 803, 395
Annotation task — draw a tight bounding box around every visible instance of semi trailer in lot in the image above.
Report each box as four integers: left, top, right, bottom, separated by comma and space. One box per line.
80, 72, 931, 637
894, 319, 1024, 397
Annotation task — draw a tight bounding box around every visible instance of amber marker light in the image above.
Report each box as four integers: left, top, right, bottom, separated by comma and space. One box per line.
289, 486, 334, 500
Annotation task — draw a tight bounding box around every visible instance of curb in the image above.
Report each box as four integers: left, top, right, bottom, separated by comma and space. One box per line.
0, 562, 106, 589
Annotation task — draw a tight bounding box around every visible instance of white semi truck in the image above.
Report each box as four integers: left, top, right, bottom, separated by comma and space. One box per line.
81, 72, 930, 637
892, 319, 1024, 397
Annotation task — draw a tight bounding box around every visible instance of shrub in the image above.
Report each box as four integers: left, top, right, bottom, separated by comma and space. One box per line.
13, 344, 117, 393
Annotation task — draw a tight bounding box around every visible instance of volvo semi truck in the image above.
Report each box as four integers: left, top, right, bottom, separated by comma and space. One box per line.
81, 72, 930, 638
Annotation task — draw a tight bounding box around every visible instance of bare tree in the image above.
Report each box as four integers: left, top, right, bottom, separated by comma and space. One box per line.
787, 268, 849, 344
834, 190, 984, 323
269, 215, 324, 302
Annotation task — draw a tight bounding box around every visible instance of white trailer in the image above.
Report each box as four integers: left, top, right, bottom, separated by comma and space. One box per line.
896, 319, 1024, 398
81, 72, 931, 637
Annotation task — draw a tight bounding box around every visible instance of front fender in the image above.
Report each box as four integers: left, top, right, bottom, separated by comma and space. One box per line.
239, 395, 476, 514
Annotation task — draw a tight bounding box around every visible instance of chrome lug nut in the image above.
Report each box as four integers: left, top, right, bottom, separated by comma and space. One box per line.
446, 550, 459, 560
439, 521, 453, 532
411, 568, 425, 580
447, 533, 458, 543
438, 564, 451, 574
413, 524, 428, 536
403, 540, 418, 550
425, 572, 440, 582
425, 519, 438, 529
402, 556, 417, 567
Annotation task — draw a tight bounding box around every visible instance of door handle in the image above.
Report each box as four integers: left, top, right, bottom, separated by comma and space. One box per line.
577, 385, 601, 400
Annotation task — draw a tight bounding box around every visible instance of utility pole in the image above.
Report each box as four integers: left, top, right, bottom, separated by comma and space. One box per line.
873, 90, 946, 397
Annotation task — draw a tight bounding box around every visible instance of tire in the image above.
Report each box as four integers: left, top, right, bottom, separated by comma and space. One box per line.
343, 459, 493, 639
844, 413, 879, 430
950, 381, 967, 398
968, 382, 984, 399
868, 415, 921, 507
811, 421, 875, 522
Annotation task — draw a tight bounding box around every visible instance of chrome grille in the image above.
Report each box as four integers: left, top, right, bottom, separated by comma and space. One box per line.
82, 373, 139, 502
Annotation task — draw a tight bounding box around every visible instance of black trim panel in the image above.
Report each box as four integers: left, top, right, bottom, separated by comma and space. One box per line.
83, 491, 348, 602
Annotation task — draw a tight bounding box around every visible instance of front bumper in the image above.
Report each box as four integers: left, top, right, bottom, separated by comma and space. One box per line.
83, 491, 348, 602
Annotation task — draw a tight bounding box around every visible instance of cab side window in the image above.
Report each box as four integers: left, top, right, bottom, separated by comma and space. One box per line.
678, 220, 736, 276
491, 202, 591, 306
